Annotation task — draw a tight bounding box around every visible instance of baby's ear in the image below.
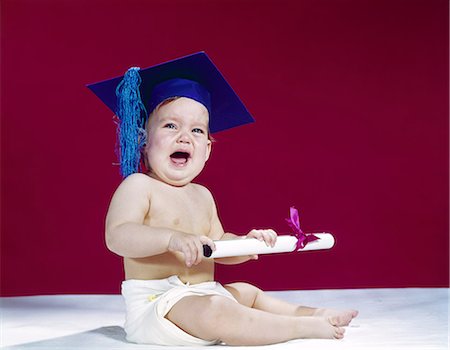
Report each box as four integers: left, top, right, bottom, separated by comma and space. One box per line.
141, 146, 150, 171
205, 140, 212, 161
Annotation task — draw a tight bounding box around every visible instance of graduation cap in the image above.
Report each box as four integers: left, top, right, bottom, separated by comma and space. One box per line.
87, 52, 255, 177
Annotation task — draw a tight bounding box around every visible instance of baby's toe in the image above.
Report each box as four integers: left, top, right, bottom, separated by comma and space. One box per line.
334, 327, 345, 339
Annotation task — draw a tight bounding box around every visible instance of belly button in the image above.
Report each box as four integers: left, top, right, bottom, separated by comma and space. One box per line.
173, 218, 180, 226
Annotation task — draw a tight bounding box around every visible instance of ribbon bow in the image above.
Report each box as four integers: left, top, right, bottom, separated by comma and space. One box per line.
285, 207, 319, 250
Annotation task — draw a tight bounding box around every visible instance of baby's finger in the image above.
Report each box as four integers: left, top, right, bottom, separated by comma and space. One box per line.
259, 229, 276, 247
248, 229, 264, 241
199, 236, 216, 252
188, 239, 202, 266
192, 239, 204, 265
265, 229, 277, 247
182, 245, 194, 267
256, 230, 272, 247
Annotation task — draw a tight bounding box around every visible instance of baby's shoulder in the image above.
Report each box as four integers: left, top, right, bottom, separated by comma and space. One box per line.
114, 173, 156, 196
190, 183, 215, 203
121, 172, 153, 186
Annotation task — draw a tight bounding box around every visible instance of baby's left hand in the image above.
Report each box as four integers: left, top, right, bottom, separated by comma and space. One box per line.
246, 229, 277, 248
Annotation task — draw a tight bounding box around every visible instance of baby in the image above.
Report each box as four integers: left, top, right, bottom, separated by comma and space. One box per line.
89, 53, 357, 346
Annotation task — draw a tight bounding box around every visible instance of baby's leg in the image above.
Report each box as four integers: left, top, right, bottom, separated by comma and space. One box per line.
166, 295, 344, 346
225, 282, 358, 326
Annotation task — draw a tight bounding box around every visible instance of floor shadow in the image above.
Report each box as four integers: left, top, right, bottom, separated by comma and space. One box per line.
3, 326, 152, 349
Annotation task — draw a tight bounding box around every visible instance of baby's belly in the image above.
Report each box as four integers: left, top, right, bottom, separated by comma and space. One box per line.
124, 252, 215, 284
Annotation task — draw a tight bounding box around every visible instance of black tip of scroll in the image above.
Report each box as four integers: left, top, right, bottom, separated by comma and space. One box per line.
203, 245, 212, 257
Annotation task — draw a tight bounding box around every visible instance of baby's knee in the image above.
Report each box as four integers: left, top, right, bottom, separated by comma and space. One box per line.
234, 282, 262, 295
225, 282, 262, 307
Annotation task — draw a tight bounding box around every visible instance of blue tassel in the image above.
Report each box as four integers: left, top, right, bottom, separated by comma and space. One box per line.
115, 67, 147, 178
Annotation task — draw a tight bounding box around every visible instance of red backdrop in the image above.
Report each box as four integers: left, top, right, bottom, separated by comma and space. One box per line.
1, 0, 448, 296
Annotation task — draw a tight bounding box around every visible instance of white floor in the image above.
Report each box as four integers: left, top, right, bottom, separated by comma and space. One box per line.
1, 288, 448, 349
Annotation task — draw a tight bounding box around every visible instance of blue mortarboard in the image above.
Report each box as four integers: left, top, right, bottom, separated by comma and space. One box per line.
87, 52, 255, 177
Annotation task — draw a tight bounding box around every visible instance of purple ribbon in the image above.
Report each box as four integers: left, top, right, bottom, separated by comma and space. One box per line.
285, 207, 319, 250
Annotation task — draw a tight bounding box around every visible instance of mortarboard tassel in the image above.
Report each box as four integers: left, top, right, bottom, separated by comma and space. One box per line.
115, 67, 148, 178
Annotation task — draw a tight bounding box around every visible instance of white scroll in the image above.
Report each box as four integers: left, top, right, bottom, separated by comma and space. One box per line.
203, 233, 335, 258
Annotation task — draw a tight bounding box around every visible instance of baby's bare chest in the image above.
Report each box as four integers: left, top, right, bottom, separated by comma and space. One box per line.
146, 189, 212, 235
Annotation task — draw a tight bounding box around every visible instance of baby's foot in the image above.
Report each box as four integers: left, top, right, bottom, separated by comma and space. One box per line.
313, 308, 359, 326
297, 316, 345, 339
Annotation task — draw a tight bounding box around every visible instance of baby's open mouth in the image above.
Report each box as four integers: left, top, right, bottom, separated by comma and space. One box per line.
170, 151, 190, 166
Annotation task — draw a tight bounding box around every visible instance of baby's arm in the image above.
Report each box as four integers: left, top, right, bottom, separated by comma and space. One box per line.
105, 174, 214, 266
206, 191, 277, 264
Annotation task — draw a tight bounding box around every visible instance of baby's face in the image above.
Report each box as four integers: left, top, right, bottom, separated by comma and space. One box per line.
144, 97, 211, 186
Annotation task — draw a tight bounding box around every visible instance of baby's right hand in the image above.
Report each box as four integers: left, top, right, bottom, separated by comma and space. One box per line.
168, 232, 215, 267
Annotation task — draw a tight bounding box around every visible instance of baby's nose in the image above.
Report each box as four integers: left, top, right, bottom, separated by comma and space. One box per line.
177, 132, 191, 143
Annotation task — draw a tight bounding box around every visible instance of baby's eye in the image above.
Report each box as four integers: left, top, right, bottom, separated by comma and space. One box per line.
192, 128, 205, 134
164, 123, 177, 129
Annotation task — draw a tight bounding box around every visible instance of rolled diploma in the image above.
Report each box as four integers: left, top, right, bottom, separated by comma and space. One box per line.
205, 233, 335, 259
